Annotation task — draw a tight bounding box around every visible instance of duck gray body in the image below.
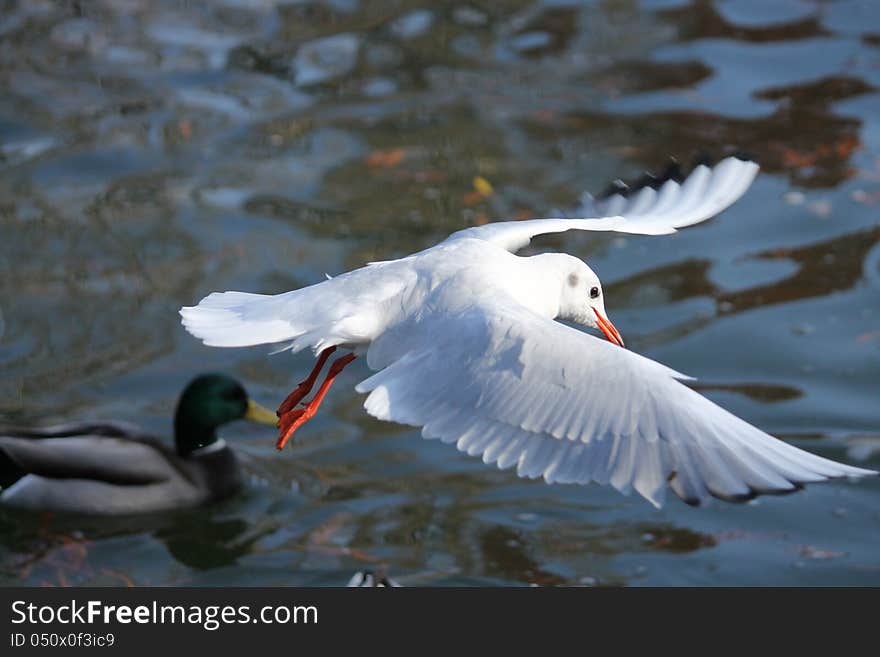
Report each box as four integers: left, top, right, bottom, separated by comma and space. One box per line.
0, 422, 241, 515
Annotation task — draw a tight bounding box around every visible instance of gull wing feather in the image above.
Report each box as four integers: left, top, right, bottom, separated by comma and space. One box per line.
355, 294, 874, 508
450, 156, 759, 253
180, 261, 415, 351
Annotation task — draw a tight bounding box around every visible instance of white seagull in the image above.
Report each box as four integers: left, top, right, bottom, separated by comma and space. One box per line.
181, 156, 875, 508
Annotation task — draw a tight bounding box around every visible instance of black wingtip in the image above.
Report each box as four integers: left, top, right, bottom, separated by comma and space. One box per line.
599, 157, 685, 200
752, 482, 803, 497
597, 151, 756, 202
632, 158, 684, 190
0, 447, 26, 490
695, 149, 759, 166
598, 179, 630, 200
691, 151, 715, 169
709, 488, 759, 504
727, 149, 759, 165
659, 158, 685, 183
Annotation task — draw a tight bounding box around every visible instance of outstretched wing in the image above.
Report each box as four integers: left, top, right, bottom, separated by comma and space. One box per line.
355, 295, 873, 508
450, 156, 759, 253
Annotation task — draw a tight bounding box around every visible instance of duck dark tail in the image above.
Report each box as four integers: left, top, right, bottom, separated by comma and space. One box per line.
0, 447, 25, 490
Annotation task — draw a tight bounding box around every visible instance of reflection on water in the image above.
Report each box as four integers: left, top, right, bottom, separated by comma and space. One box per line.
609, 226, 880, 327
660, 0, 829, 43
532, 75, 868, 188
1, 0, 879, 586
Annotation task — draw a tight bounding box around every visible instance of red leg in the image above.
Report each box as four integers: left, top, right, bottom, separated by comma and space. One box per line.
276, 346, 337, 417
276, 353, 357, 450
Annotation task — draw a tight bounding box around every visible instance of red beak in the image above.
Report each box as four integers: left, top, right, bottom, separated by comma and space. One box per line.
592, 308, 625, 348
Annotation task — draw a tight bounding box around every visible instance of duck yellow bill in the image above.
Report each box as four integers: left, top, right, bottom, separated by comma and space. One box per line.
592, 308, 625, 348
244, 399, 279, 426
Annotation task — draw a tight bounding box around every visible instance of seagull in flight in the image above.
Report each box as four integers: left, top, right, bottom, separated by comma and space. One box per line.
181, 156, 875, 507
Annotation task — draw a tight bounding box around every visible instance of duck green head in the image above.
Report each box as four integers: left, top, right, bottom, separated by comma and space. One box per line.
173, 374, 277, 455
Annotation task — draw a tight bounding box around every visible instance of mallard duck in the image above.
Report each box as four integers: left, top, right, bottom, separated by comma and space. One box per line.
0, 374, 277, 515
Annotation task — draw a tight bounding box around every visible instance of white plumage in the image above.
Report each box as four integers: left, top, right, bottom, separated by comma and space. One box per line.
180, 156, 875, 507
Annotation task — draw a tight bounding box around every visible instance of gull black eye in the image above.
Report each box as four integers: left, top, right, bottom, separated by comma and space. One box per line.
590, 286, 600, 299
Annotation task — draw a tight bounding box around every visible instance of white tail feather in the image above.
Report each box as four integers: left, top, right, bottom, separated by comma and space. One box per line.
180, 291, 303, 348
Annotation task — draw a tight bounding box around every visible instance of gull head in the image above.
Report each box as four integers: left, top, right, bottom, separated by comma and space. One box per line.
554, 255, 625, 348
